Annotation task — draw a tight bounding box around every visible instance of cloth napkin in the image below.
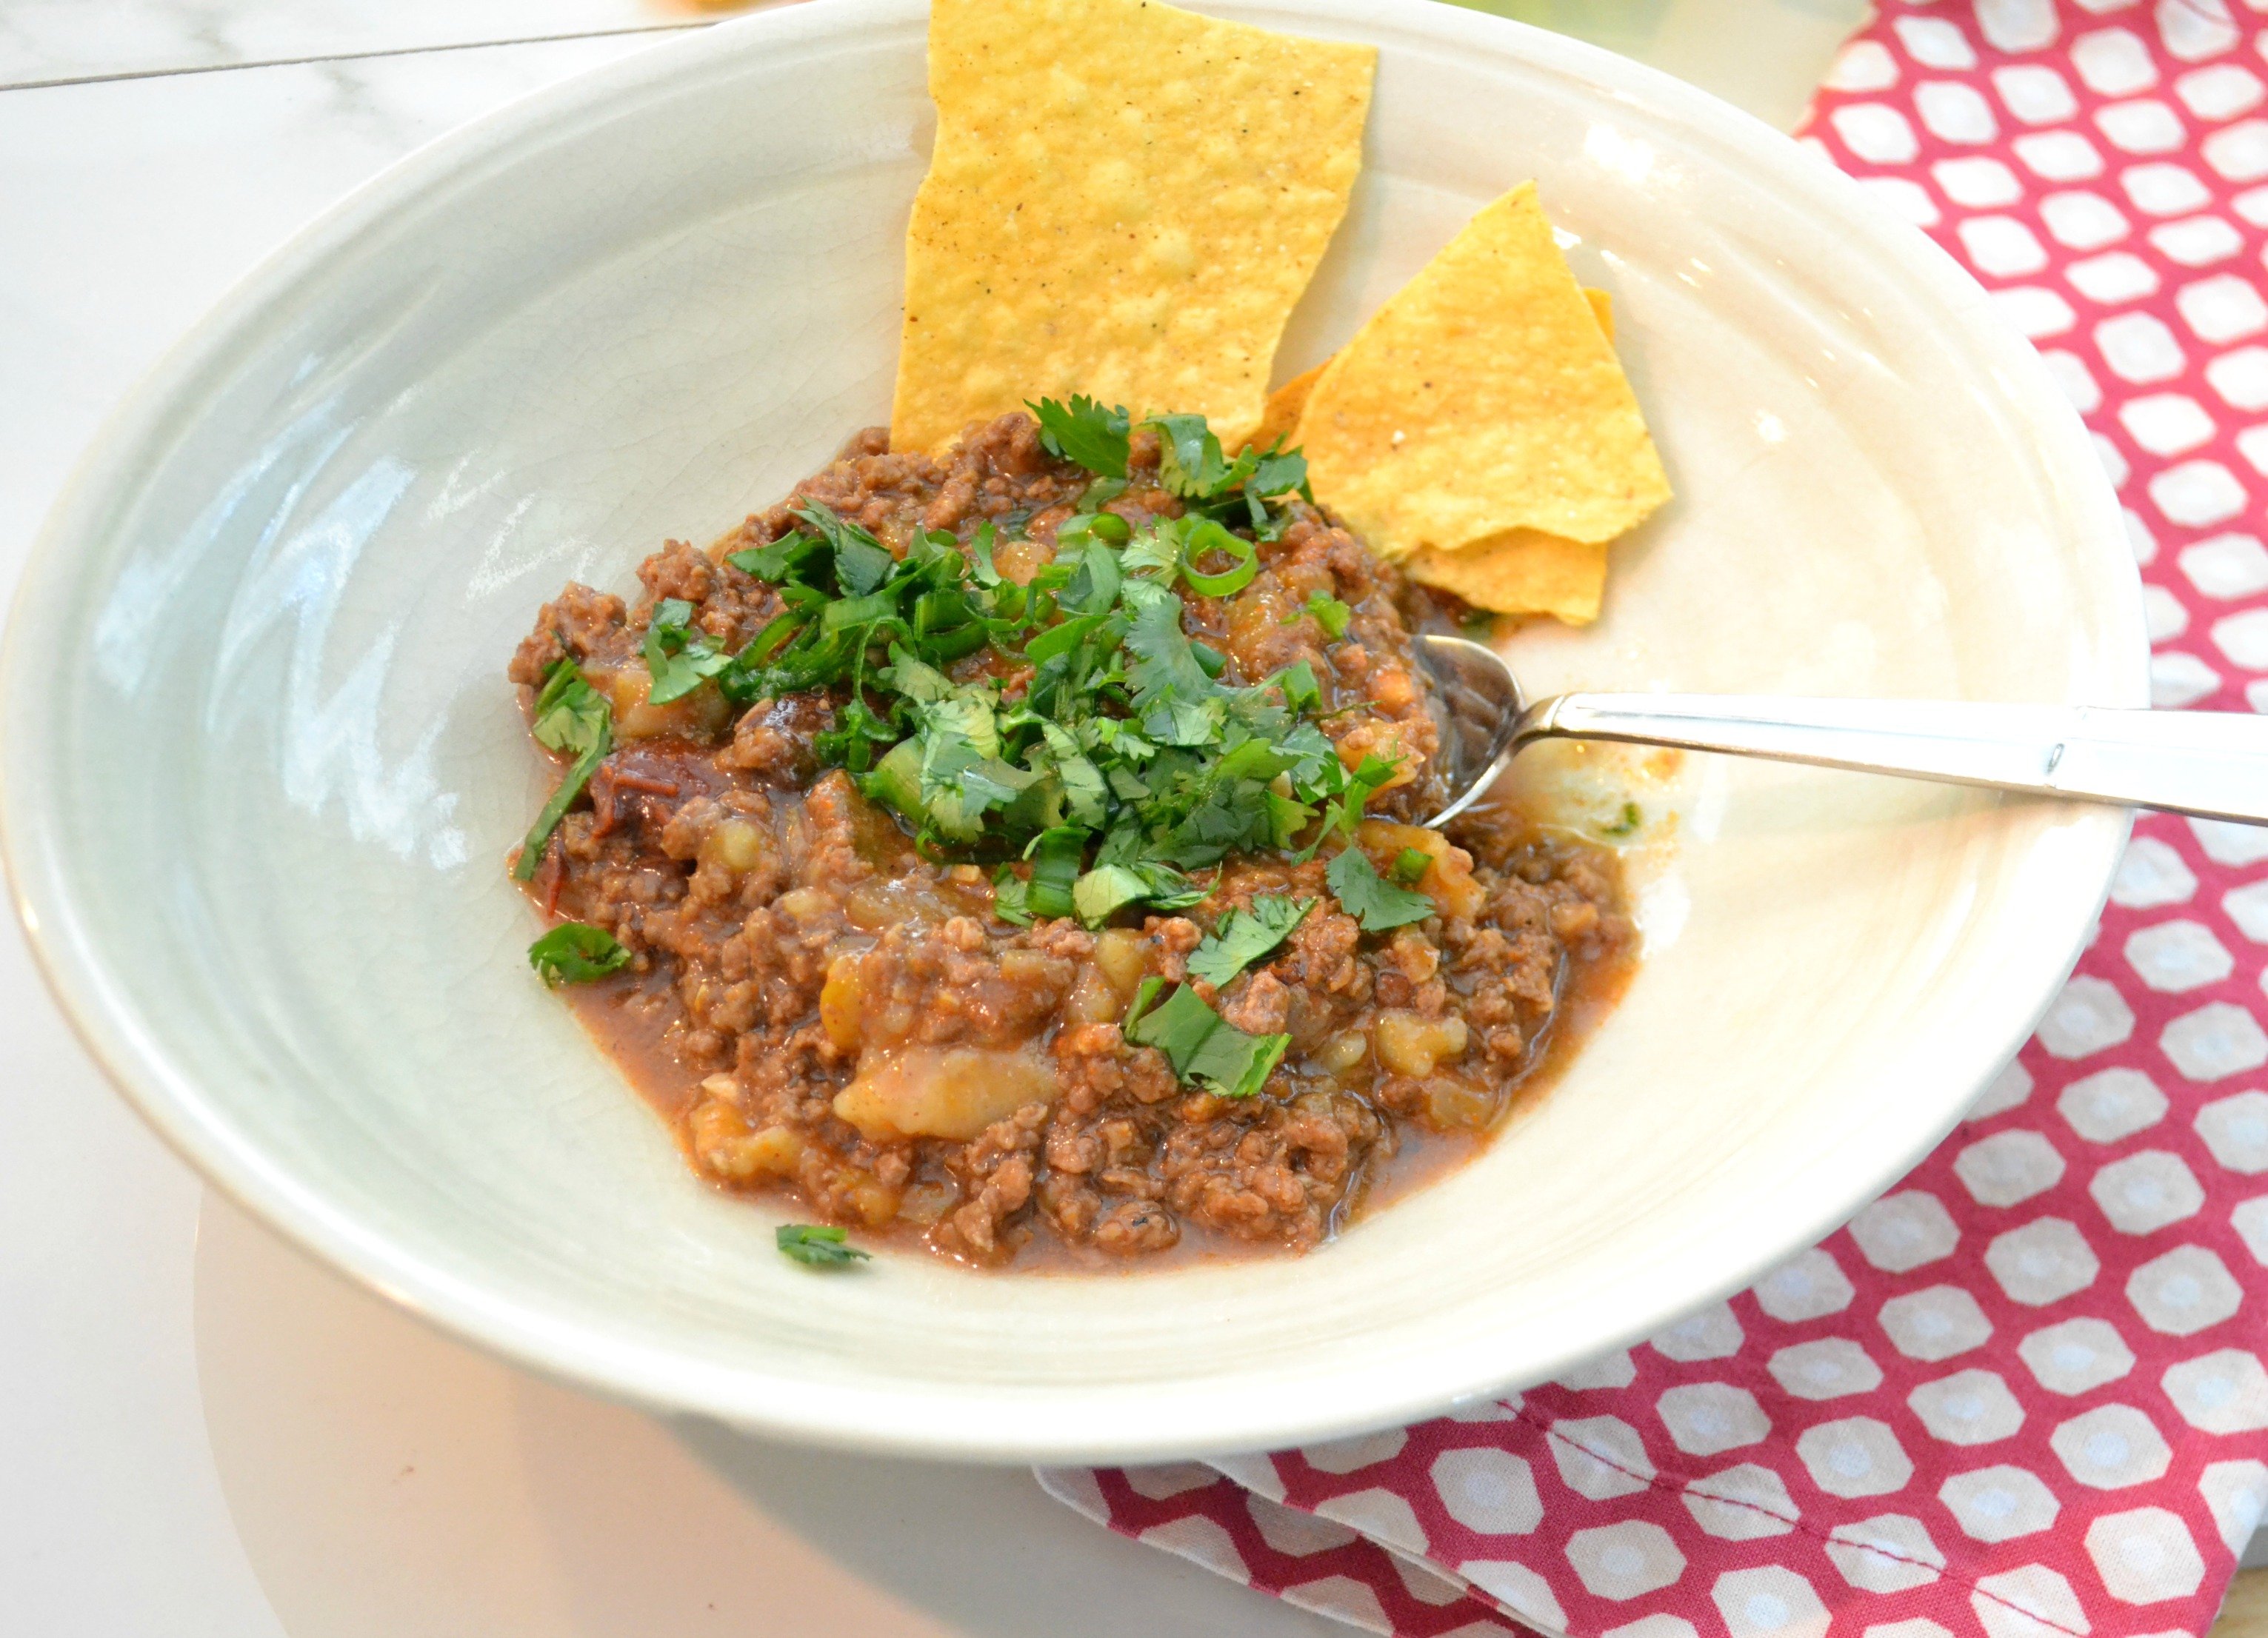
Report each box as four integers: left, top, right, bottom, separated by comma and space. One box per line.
1038, 4, 2268, 1634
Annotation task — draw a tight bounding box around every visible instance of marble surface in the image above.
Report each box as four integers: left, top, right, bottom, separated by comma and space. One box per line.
0, 4, 1909, 1635
0, 1, 716, 87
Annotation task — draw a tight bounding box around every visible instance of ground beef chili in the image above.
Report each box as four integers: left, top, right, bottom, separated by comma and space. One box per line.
509, 413, 1634, 1268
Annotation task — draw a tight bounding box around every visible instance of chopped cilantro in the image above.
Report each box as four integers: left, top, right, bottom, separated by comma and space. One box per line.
1030, 395, 1131, 478
1024, 828, 1084, 920
991, 864, 1033, 926
776, 1224, 870, 1268
1247, 443, 1310, 503
1390, 846, 1432, 885
1122, 974, 1166, 1036
1187, 895, 1313, 989
1600, 800, 1642, 839
1126, 982, 1290, 1099
1285, 592, 1351, 638
1327, 846, 1438, 932
527, 921, 630, 986
530, 404, 1411, 931
514, 658, 614, 880
642, 597, 734, 705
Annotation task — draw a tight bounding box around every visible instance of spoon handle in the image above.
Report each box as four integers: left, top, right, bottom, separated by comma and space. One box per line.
1525, 695, 2268, 826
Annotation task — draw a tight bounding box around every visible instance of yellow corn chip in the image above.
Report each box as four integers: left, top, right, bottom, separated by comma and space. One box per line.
1408, 529, 1608, 624
1296, 183, 1670, 555
1258, 282, 1606, 452
893, 0, 1375, 453
1249, 360, 1329, 452
1584, 286, 1614, 343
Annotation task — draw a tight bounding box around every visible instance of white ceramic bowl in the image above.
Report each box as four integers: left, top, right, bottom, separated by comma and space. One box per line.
0, 0, 2143, 1462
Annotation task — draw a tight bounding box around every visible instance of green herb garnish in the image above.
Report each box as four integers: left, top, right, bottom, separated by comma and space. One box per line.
1600, 800, 1642, 839
577, 404, 1399, 929
1327, 846, 1438, 932
1187, 895, 1313, 989
1390, 846, 1432, 886
514, 658, 615, 880
1030, 394, 1132, 478
776, 1224, 871, 1268
527, 920, 631, 986
1285, 592, 1351, 638
1127, 982, 1290, 1100
642, 597, 734, 705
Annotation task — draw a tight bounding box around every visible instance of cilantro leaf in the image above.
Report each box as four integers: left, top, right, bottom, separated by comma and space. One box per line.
1072, 863, 1153, 927
1122, 974, 1166, 1035
1187, 895, 1313, 989
790, 500, 895, 595
514, 658, 614, 880
1030, 395, 1132, 478
1121, 519, 1183, 579
527, 920, 630, 986
642, 598, 734, 705
1126, 983, 1290, 1099
1284, 591, 1350, 638
1326, 846, 1438, 932
727, 530, 826, 583
991, 865, 1034, 926
1191, 1020, 1291, 1100
1147, 414, 1228, 498
776, 1224, 871, 1268
1024, 827, 1084, 920
1248, 444, 1310, 501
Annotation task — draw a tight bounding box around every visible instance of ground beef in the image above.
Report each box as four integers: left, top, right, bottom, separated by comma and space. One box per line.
514, 415, 1634, 1267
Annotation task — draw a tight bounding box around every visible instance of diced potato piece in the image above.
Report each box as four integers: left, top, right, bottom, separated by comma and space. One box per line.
689, 1100, 804, 1181
1065, 962, 1124, 1024
1314, 1030, 1370, 1075
846, 875, 958, 929
1373, 1010, 1469, 1077
840, 1174, 903, 1227
603, 665, 730, 741
778, 887, 833, 924
704, 818, 769, 874
1358, 820, 1487, 920
1424, 1078, 1498, 1130
1092, 927, 1150, 998
819, 954, 865, 1052
833, 1046, 1060, 1141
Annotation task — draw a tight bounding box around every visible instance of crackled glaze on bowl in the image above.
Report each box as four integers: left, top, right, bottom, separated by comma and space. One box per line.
0, 0, 2143, 1461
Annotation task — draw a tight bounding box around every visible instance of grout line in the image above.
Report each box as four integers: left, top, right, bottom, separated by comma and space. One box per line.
0, 20, 715, 95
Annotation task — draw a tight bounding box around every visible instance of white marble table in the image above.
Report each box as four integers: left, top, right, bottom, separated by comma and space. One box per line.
0, 4, 1866, 1634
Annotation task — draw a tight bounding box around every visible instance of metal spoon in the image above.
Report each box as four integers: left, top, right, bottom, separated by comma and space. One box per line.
1415, 634, 2268, 830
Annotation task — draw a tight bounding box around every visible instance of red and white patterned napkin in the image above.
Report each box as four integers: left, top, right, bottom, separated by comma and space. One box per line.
1039, 4, 2268, 1634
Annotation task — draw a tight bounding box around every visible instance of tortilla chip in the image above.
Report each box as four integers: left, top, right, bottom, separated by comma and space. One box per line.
1249, 360, 1329, 452
1295, 183, 1670, 555
893, 0, 1375, 453
1407, 529, 1608, 624
1261, 281, 1607, 452
1584, 286, 1614, 343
